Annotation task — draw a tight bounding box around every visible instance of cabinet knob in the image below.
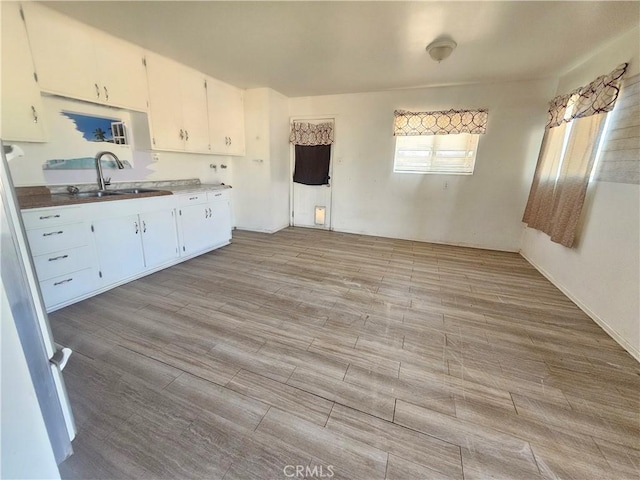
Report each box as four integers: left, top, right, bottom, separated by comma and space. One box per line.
185, 130, 189, 141
143, 221, 147, 233
31, 105, 38, 123
179, 129, 184, 140
95, 83, 100, 99
104, 86, 109, 101
134, 221, 139, 234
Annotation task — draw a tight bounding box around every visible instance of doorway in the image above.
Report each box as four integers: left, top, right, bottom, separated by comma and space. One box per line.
290, 117, 335, 230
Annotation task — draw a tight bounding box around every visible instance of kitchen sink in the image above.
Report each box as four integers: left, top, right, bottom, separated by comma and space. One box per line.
72, 190, 125, 198
112, 188, 162, 194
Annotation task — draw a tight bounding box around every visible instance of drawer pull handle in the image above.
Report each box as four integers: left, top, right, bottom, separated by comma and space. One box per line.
39, 214, 61, 220
189, 196, 198, 201
214, 193, 222, 197
48, 255, 69, 262
53, 278, 73, 286
43, 231, 63, 237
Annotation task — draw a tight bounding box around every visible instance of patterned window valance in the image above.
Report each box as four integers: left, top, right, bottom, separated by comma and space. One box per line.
289, 122, 334, 146
547, 63, 627, 128
393, 108, 489, 136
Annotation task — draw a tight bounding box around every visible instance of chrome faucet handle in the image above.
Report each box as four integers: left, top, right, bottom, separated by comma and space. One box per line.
104, 177, 111, 186
66, 185, 79, 194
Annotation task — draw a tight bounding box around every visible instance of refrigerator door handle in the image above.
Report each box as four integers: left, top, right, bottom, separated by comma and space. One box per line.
50, 346, 72, 371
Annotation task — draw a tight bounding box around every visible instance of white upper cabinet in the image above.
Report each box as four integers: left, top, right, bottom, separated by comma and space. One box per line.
145, 53, 210, 153
21, 2, 147, 111
180, 68, 210, 153
0, 2, 47, 142
207, 77, 246, 156
93, 31, 148, 111
145, 53, 184, 151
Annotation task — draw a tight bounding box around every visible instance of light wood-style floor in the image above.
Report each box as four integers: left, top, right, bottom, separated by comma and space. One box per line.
52, 228, 639, 479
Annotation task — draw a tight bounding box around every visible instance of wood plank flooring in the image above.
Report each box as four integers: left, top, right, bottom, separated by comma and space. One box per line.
51, 227, 640, 479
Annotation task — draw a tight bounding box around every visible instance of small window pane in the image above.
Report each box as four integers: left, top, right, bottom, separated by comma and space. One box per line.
393, 133, 479, 174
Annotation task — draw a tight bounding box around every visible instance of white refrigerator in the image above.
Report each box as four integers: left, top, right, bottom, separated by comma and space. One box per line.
0, 142, 76, 476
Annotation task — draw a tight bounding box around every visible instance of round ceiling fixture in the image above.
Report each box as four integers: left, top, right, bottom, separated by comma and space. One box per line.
426, 38, 457, 62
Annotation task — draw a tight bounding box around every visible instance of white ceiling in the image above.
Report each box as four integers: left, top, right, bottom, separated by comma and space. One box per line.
45, 1, 639, 97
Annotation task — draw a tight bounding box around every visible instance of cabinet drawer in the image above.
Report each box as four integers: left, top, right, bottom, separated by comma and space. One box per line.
40, 268, 97, 308
33, 246, 93, 282
207, 190, 229, 202
22, 207, 84, 229
177, 193, 207, 206
26, 222, 88, 255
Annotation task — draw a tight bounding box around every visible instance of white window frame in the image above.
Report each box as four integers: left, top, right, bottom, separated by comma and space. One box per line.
393, 133, 480, 175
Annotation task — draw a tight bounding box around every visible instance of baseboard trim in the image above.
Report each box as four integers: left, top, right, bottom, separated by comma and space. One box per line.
334, 227, 520, 253
520, 250, 640, 362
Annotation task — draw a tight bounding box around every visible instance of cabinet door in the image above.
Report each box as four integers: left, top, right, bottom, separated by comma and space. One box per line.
1, 2, 47, 142
140, 209, 179, 268
207, 77, 245, 155
94, 31, 148, 112
145, 53, 184, 151
178, 204, 214, 256
181, 70, 210, 153
209, 199, 232, 247
22, 2, 98, 102
92, 214, 145, 286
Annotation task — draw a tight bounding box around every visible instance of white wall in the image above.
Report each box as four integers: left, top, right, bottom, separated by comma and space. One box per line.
1, 279, 60, 479
232, 88, 290, 232
8, 96, 232, 187
521, 26, 640, 360
289, 78, 556, 251
268, 89, 292, 231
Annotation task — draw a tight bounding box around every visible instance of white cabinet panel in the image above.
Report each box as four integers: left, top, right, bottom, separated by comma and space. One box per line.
33, 246, 93, 282
178, 203, 215, 256
93, 31, 148, 111
22, 3, 147, 111
207, 77, 245, 156
92, 214, 145, 286
26, 223, 89, 256
145, 53, 185, 151
22, 207, 84, 229
181, 71, 210, 152
141, 209, 179, 268
208, 192, 232, 247
22, 2, 97, 102
0, 2, 47, 142
40, 268, 98, 308
146, 53, 209, 153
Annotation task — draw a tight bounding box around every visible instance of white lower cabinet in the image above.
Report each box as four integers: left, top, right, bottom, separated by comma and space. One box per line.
92, 214, 146, 286
178, 202, 215, 256
23, 206, 98, 309
177, 190, 232, 256
22, 189, 231, 311
140, 209, 179, 268
39, 268, 98, 309
208, 191, 232, 247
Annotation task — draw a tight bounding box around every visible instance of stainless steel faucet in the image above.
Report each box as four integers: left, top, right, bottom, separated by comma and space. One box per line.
95, 151, 124, 190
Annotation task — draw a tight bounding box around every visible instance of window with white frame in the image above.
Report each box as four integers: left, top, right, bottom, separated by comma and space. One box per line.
392, 108, 488, 175
394, 133, 480, 175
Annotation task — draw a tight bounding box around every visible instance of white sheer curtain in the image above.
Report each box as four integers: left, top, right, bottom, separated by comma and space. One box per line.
522, 63, 627, 247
